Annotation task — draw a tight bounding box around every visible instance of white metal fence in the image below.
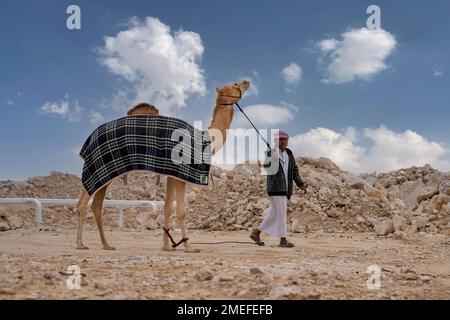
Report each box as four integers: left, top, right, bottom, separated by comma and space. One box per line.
0, 198, 164, 229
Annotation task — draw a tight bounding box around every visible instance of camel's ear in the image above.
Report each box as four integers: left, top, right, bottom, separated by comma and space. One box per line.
216, 87, 220, 93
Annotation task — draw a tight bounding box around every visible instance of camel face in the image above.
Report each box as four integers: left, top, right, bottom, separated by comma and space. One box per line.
210, 80, 251, 129
216, 80, 251, 106
213, 81, 250, 120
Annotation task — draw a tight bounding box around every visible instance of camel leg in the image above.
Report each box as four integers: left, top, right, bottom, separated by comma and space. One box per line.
91, 185, 115, 250
122, 174, 128, 186
76, 190, 90, 250
162, 177, 176, 251
175, 180, 200, 253
156, 175, 161, 187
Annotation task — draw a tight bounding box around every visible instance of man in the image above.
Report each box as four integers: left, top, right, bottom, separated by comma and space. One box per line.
250, 130, 307, 248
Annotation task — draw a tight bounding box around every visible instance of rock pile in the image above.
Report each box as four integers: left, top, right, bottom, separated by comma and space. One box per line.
366, 166, 450, 237
1, 159, 449, 238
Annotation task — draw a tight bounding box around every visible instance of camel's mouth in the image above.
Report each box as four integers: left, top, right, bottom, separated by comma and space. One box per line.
235, 80, 251, 93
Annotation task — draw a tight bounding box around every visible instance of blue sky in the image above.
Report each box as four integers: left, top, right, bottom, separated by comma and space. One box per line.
1, 0, 450, 180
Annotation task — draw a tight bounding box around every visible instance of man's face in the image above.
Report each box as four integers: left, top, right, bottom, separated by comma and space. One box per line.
278, 137, 289, 151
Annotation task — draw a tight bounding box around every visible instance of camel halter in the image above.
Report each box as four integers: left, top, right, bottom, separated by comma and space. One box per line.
219, 88, 271, 150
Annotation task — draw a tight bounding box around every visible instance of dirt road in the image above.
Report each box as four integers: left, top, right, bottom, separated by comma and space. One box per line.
1, 227, 449, 299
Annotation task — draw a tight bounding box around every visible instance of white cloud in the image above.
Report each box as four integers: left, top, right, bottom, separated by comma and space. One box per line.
97, 17, 206, 115
279, 100, 299, 112
318, 39, 338, 52
100, 89, 134, 113
288, 125, 450, 173
318, 28, 397, 84
362, 126, 449, 173
6, 99, 14, 106
234, 104, 294, 128
41, 102, 69, 115
431, 64, 444, 77
282, 63, 302, 85
289, 127, 365, 172
88, 111, 105, 124
40, 96, 83, 122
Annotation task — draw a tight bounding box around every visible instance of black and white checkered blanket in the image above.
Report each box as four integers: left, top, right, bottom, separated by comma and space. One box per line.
80, 115, 211, 196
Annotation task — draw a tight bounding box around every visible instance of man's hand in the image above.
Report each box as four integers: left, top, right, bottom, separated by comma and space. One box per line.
298, 185, 307, 195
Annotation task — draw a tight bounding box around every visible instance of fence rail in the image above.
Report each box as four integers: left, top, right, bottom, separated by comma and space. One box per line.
0, 198, 164, 229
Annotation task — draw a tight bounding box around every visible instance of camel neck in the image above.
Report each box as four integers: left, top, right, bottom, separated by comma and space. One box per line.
208, 104, 233, 155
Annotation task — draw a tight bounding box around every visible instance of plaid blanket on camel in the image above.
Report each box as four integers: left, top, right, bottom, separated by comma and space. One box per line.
80, 115, 211, 196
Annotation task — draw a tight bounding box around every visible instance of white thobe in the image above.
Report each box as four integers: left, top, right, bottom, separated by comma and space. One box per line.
259, 150, 289, 238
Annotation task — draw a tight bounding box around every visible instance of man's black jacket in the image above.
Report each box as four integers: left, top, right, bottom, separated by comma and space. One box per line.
263, 148, 304, 200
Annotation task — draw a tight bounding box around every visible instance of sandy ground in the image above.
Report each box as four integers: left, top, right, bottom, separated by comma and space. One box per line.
1, 227, 450, 300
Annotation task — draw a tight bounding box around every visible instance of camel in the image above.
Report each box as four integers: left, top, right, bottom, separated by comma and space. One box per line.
75, 80, 251, 252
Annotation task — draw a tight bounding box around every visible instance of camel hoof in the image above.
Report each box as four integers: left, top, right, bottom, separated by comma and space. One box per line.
162, 246, 176, 252
103, 245, 116, 251
76, 245, 89, 250
185, 247, 200, 253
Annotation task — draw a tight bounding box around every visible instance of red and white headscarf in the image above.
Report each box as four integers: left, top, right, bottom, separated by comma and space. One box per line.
275, 130, 289, 139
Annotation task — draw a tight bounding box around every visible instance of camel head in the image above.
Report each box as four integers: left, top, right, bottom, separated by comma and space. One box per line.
215, 80, 251, 107
211, 80, 251, 127
127, 103, 160, 116
209, 81, 251, 154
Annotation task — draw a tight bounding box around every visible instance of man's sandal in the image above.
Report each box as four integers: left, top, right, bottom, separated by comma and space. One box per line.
279, 240, 295, 248
250, 234, 265, 246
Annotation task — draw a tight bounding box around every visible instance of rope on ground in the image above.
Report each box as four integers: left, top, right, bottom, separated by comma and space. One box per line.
156, 221, 256, 246
191, 241, 255, 245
